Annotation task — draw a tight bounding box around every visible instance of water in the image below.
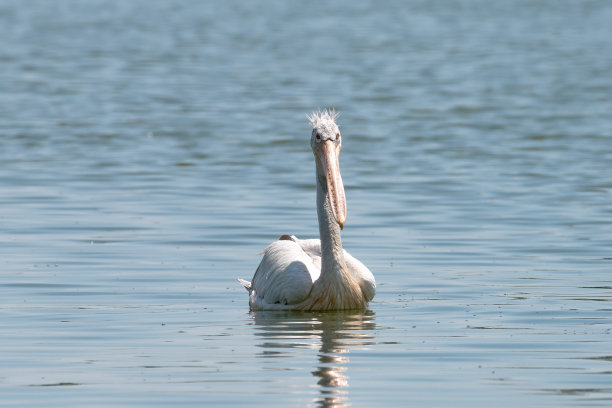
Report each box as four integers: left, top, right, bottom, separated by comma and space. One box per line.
1, 0, 611, 406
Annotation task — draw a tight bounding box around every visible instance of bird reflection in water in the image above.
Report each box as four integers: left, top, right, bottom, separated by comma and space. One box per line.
251, 310, 376, 408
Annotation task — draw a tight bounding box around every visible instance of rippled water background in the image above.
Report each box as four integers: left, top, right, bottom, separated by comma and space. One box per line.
2, 0, 612, 406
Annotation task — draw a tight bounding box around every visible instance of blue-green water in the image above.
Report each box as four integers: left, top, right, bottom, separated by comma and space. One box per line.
1, 0, 612, 406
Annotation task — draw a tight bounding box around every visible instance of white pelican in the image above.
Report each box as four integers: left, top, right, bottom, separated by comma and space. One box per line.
238, 110, 375, 311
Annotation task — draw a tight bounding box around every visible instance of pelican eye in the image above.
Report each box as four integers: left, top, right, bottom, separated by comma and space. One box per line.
315, 132, 321, 141
335, 133, 340, 140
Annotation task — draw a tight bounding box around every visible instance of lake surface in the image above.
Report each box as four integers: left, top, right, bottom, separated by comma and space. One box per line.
1, 0, 612, 406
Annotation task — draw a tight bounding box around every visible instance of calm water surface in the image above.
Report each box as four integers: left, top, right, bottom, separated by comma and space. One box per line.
1, 0, 612, 406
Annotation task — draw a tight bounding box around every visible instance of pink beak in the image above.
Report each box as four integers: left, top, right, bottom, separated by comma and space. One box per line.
316, 141, 346, 229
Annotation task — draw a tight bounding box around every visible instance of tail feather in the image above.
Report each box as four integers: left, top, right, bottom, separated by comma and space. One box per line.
237, 278, 251, 292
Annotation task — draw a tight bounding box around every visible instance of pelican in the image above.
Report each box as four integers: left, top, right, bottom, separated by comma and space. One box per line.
238, 110, 375, 311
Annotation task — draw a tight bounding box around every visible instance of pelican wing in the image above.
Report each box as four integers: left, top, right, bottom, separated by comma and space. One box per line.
250, 238, 319, 307
343, 250, 376, 302
293, 238, 322, 267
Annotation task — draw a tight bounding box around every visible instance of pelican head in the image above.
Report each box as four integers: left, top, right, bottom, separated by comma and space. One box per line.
308, 109, 346, 230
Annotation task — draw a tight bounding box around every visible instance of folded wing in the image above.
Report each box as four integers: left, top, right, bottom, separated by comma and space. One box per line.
250, 239, 319, 306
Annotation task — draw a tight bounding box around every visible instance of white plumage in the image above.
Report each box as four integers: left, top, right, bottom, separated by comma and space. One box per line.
238, 110, 376, 311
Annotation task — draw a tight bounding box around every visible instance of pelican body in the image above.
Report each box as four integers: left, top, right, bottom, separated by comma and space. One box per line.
238, 110, 375, 311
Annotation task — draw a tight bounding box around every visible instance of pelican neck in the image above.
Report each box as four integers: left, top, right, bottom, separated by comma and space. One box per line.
316, 173, 347, 276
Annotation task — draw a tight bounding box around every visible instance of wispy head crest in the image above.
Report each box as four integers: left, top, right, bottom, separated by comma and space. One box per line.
307, 109, 340, 129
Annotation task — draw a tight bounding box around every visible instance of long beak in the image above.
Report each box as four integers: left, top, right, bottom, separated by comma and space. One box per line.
317, 141, 346, 229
